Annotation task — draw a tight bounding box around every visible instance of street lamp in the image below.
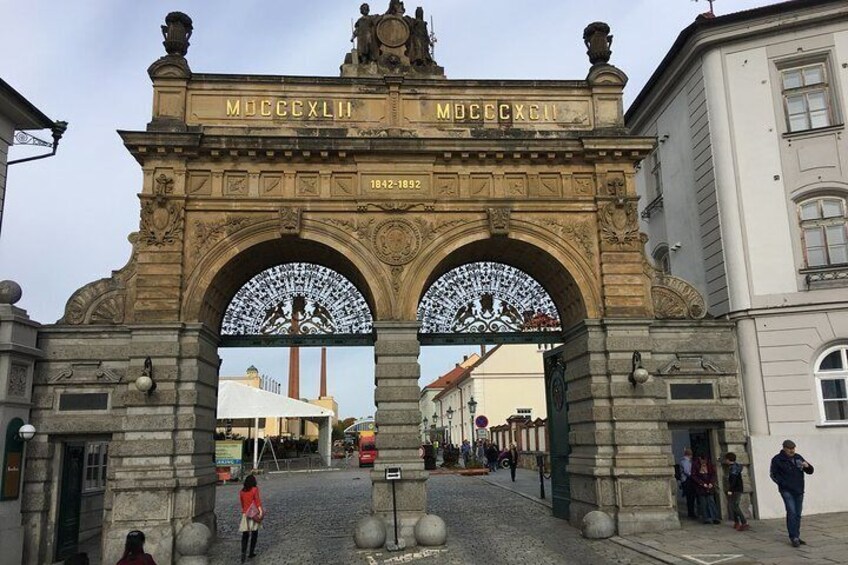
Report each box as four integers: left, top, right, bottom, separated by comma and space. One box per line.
446, 407, 454, 445
467, 396, 477, 445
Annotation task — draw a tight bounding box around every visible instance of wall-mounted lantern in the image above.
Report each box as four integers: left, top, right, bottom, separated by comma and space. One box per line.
135, 357, 157, 395
629, 351, 650, 387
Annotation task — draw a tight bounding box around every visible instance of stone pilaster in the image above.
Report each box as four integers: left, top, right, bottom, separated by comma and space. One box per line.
0, 297, 42, 565
101, 324, 219, 565
562, 320, 676, 534
370, 321, 427, 547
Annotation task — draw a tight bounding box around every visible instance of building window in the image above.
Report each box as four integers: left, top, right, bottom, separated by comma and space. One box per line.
781, 62, 834, 133
516, 408, 532, 416
799, 197, 848, 268
649, 148, 663, 199
816, 346, 848, 424
83, 442, 108, 493
653, 244, 671, 274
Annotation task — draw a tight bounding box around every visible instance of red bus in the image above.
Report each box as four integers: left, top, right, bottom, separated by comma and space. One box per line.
358, 432, 377, 467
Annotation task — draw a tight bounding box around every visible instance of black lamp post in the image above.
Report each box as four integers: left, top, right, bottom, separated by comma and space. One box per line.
446, 406, 454, 445
467, 396, 477, 446
422, 417, 428, 441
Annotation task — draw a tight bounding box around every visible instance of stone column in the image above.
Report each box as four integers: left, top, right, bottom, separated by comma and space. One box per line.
370, 321, 428, 547
0, 283, 41, 565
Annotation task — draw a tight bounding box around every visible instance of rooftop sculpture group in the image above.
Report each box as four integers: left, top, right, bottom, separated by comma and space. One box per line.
344, 1, 443, 77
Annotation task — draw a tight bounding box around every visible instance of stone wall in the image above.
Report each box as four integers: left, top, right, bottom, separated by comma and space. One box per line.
24, 323, 219, 565
557, 319, 743, 535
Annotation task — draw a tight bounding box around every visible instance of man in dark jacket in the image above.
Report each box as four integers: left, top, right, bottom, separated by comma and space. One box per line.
769, 439, 814, 547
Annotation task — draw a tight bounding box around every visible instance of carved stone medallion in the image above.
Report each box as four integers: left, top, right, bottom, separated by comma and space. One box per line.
372, 218, 421, 265
376, 15, 410, 48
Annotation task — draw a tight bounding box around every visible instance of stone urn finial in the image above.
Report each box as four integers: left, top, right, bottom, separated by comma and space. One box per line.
583, 21, 612, 65
161, 11, 193, 57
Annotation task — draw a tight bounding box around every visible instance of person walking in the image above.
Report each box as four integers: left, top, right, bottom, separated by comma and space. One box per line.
723, 452, 748, 531
678, 448, 696, 519
116, 530, 156, 565
507, 443, 519, 482
770, 439, 814, 547
691, 457, 720, 524
475, 439, 485, 464
485, 441, 499, 472
460, 440, 470, 467
239, 474, 264, 562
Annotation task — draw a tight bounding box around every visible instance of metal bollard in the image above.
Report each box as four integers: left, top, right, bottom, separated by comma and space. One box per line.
536, 453, 546, 499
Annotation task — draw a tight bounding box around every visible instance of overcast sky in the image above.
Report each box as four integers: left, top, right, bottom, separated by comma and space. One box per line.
0, 0, 772, 420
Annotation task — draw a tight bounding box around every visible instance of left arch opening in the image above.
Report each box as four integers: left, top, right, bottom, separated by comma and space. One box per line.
222, 263, 374, 337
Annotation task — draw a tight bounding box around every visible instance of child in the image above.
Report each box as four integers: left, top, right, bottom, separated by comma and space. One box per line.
725, 452, 749, 531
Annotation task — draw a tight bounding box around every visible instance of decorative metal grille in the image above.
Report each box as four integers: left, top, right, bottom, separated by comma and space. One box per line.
418, 262, 561, 333
221, 263, 373, 335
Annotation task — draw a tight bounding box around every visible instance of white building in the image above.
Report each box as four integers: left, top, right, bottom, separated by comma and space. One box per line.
0, 78, 61, 565
627, 0, 848, 518
424, 344, 547, 446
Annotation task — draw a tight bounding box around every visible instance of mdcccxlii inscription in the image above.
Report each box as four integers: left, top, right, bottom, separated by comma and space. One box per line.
221, 97, 576, 124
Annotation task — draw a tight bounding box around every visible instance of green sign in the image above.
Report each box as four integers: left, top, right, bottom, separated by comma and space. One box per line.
215, 440, 243, 466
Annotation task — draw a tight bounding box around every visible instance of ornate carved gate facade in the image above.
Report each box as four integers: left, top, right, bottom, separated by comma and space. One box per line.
20, 7, 746, 564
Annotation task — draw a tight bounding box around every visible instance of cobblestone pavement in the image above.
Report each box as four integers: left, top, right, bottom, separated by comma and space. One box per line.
210, 468, 658, 565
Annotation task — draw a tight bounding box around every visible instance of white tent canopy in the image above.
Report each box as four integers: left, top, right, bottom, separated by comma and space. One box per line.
216, 380, 334, 468
218, 380, 334, 419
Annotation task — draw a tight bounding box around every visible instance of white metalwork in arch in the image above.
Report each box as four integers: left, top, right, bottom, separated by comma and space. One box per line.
221, 263, 373, 336
417, 262, 561, 333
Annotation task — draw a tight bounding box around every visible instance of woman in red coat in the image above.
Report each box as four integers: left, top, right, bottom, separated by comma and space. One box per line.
239, 474, 264, 562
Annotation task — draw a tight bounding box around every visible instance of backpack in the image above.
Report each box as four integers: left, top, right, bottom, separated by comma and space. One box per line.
674, 463, 682, 481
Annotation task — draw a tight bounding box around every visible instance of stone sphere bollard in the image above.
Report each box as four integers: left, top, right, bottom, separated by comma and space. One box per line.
0, 280, 23, 305
354, 516, 386, 549
414, 514, 447, 546
176, 522, 213, 565
581, 510, 615, 539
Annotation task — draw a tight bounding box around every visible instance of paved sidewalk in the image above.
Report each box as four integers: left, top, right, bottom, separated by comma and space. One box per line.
615, 512, 848, 565
478, 465, 552, 509
481, 467, 847, 565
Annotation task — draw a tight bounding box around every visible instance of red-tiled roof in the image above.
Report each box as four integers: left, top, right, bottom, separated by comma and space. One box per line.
423, 365, 467, 390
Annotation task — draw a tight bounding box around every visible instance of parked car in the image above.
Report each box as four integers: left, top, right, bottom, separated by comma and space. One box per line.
498, 450, 511, 469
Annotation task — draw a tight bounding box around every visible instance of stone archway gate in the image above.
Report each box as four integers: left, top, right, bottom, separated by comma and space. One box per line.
19, 9, 746, 564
